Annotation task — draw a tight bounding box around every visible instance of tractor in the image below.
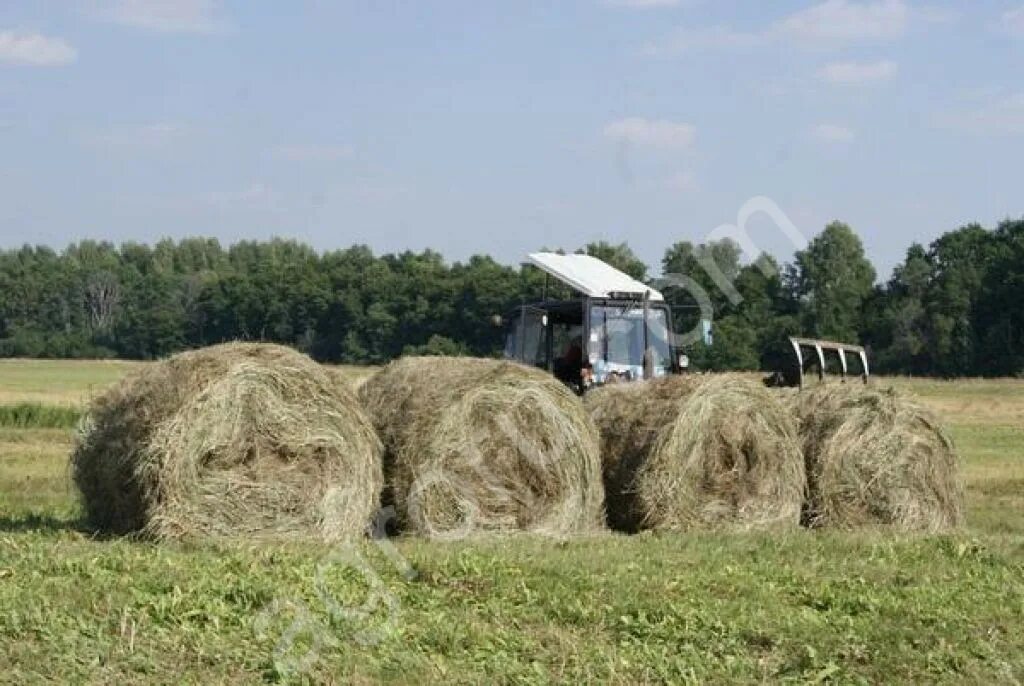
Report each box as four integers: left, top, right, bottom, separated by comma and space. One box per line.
499, 252, 682, 393
500, 251, 870, 392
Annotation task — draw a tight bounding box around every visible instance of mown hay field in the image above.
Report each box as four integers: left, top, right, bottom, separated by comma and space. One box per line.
0, 360, 1022, 683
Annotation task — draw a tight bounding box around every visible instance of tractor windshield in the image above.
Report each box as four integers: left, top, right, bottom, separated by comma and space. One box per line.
589, 305, 671, 381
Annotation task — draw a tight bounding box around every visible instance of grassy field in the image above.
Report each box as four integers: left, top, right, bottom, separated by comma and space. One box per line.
0, 359, 143, 405
0, 361, 1022, 683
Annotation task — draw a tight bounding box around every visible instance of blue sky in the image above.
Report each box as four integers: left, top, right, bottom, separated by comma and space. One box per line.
0, 1, 1022, 278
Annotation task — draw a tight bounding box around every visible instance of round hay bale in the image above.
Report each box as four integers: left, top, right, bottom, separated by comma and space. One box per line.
585, 374, 805, 533
789, 384, 964, 531
71, 342, 383, 541
358, 356, 604, 538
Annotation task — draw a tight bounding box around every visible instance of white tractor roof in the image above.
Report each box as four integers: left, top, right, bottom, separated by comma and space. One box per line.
526, 252, 664, 301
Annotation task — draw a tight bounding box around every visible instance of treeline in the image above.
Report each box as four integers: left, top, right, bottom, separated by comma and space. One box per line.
1, 218, 1022, 376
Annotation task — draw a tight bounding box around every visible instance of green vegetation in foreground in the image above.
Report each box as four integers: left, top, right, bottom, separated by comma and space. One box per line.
0, 371, 1022, 683
1, 528, 1022, 684
0, 403, 82, 429
0, 424, 1021, 683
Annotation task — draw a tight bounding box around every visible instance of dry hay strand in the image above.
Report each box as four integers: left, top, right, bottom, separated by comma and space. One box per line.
789, 384, 964, 532
358, 356, 604, 538
585, 374, 805, 533
71, 342, 383, 541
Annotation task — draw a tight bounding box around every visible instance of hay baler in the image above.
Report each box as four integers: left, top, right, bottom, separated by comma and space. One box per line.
500, 252, 683, 393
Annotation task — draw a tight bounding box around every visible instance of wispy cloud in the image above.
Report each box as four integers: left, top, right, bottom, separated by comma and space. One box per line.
604, 0, 685, 8
273, 144, 355, 162
998, 6, 1024, 37
604, 117, 696, 148
644, 26, 762, 54
665, 171, 698, 192
777, 0, 908, 43
817, 59, 898, 84
812, 123, 855, 142
83, 122, 188, 150
646, 1, 924, 55
937, 94, 1024, 135
916, 5, 958, 25
204, 182, 283, 211
0, 30, 77, 66
95, 0, 228, 34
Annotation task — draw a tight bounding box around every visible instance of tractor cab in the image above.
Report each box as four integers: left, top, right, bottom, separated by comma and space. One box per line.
502, 252, 681, 393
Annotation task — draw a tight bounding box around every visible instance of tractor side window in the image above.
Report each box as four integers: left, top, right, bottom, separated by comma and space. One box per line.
504, 310, 547, 368
551, 322, 583, 384
647, 310, 671, 368
551, 323, 582, 361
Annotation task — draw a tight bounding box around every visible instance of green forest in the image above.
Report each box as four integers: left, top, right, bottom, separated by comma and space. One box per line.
2, 217, 1022, 377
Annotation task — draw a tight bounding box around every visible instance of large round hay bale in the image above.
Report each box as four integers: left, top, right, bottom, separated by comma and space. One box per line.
585, 374, 805, 533
71, 342, 383, 541
789, 384, 964, 531
358, 356, 604, 538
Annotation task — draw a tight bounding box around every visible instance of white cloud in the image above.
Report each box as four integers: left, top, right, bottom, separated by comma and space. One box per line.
645, 0, 916, 55
604, 117, 697, 148
776, 0, 909, 43
605, 0, 684, 7
915, 5, 958, 24
644, 26, 763, 54
273, 144, 355, 162
96, 0, 227, 34
0, 31, 77, 66
812, 123, 855, 142
999, 6, 1024, 36
938, 94, 1024, 135
200, 182, 307, 216
817, 59, 898, 84
665, 171, 698, 192
205, 182, 281, 211
84, 122, 187, 149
